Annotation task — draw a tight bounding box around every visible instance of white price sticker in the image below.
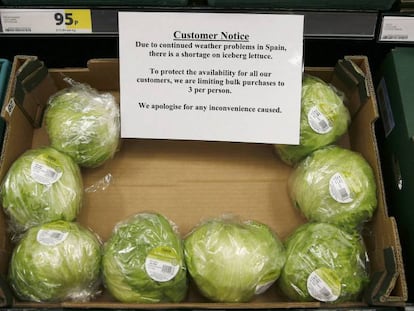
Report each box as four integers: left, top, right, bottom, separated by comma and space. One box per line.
307, 269, 340, 302
145, 257, 180, 282
329, 172, 353, 204
37, 229, 69, 246
380, 16, 414, 42
307, 106, 332, 134
31, 160, 62, 185
0, 9, 92, 34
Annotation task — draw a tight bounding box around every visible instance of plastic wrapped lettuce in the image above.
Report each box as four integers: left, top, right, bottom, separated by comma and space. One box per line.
279, 222, 369, 302
102, 212, 188, 303
9, 220, 102, 302
45, 83, 120, 168
1, 147, 83, 234
275, 74, 351, 166
184, 217, 286, 302
288, 145, 377, 231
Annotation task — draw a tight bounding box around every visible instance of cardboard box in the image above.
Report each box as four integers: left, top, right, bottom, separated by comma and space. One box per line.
376, 47, 414, 301
0, 55, 407, 308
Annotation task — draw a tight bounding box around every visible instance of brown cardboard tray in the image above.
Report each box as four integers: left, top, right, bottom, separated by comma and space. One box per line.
0, 55, 407, 308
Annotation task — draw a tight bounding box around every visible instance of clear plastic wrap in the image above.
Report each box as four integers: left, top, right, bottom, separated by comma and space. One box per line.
84, 173, 113, 193
8, 220, 102, 303
184, 216, 286, 303
1, 146, 83, 235
288, 145, 377, 231
279, 222, 370, 303
274, 74, 351, 166
44, 82, 120, 168
102, 212, 188, 303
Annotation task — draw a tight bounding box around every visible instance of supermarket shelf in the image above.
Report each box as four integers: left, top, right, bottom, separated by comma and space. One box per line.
0, 7, 378, 39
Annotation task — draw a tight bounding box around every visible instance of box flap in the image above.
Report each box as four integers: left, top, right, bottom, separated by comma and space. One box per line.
0, 56, 58, 179
9, 56, 52, 128
365, 247, 400, 304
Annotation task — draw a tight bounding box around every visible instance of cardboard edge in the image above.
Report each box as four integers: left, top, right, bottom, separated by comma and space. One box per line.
49, 58, 120, 91
345, 56, 407, 304
360, 56, 408, 303
1, 55, 41, 126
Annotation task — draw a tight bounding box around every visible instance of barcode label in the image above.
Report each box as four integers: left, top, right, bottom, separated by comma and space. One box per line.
307, 270, 340, 302
329, 173, 353, 203
382, 34, 409, 40
37, 229, 69, 246
31, 160, 62, 185
319, 287, 332, 299
5, 98, 16, 116
161, 265, 173, 274
145, 257, 180, 282
4, 26, 31, 32
307, 106, 332, 134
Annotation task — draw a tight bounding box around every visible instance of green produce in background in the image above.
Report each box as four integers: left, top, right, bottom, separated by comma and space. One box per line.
275, 74, 350, 166
1, 146, 83, 234
102, 212, 188, 303
288, 145, 377, 231
184, 217, 286, 302
9, 221, 102, 302
45, 83, 120, 168
279, 222, 369, 302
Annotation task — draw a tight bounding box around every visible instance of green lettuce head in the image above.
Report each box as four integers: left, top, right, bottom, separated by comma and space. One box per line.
1, 147, 83, 234
279, 222, 369, 303
45, 84, 120, 168
275, 74, 351, 166
184, 217, 286, 302
288, 145, 377, 231
9, 220, 102, 302
102, 212, 188, 303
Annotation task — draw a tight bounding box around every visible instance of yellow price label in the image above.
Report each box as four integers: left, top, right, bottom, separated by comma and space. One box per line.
54, 9, 92, 32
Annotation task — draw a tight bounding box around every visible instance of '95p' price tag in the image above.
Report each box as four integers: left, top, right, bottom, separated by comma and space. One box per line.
0, 9, 92, 33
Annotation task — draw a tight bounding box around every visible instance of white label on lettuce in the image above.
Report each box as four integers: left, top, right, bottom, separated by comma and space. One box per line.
307, 269, 341, 302
145, 258, 180, 282
307, 106, 332, 134
144, 246, 180, 282
329, 172, 353, 203
37, 229, 68, 246
31, 160, 62, 185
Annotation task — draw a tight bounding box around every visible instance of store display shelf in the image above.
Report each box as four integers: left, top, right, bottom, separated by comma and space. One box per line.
0, 7, 378, 39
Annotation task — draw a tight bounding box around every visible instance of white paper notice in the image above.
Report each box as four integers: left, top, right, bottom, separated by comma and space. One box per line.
119, 12, 304, 144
